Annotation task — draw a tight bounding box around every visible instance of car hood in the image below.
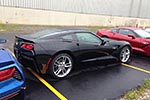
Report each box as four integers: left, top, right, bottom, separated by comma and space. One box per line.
143, 38, 150, 43
0, 47, 12, 64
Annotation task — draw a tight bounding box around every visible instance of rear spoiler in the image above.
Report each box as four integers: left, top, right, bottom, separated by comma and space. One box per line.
15, 35, 35, 43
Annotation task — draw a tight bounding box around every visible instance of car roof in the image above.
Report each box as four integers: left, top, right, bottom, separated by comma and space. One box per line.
46, 27, 88, 32
0, 48, 14, 64
23, 28, 91, 39
118, 27, 141, 30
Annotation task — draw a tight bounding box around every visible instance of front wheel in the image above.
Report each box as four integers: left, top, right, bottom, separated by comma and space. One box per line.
119, 46, 131, 63
49, 53, 73, 78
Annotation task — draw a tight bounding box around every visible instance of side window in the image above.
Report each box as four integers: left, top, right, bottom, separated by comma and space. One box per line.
76, 32, 102, 43
112, 29, 119, 33
119, 29, 135, 36
62, 34, 73, 40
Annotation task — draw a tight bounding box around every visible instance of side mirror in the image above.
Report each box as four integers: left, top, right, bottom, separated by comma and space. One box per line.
128, 34, 135, 39
0, 39, 7, 43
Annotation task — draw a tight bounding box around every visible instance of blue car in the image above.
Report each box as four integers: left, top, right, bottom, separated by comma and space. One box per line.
0, 39, 26, 100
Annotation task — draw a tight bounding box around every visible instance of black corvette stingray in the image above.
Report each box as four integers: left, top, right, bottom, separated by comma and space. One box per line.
14, 28, 131, 78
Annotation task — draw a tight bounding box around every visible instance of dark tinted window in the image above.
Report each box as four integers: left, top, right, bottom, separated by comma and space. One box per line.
119, 29, 135, 36
62, 34, 73, 40
76, 32, 102, 43
112, 29, 119, 33
29, 29, 61, 39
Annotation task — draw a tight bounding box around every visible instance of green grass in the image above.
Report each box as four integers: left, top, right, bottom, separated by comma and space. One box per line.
87, 26, 112, 32
144, 99, 150, 100
0, 24, 33, 33
121, 79, 150, 100
0, 24, 24, 30
0, 24, 112, 33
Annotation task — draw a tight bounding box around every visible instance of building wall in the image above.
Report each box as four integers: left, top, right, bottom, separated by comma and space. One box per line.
0, 0, 150, 18
0, 6, 150, 27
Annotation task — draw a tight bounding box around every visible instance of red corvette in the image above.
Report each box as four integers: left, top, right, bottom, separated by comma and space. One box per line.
96, 27, 150, 56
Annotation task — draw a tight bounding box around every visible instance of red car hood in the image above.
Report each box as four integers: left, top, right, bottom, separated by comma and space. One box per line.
141, 38, 150, 44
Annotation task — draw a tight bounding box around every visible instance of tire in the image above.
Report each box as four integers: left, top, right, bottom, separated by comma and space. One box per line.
119, 46, 131, 63
49, 53, 73, 78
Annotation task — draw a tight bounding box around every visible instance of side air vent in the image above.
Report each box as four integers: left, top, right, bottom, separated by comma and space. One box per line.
13, 69, 22, 81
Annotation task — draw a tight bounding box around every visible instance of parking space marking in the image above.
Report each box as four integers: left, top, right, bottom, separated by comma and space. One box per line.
7, 48, 68, 100
122, 63, 150, 74
27, 67, 68, 100
8, 48, 150, 99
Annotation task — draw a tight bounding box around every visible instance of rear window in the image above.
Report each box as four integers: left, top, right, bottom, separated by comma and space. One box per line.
29, 29, 61, 39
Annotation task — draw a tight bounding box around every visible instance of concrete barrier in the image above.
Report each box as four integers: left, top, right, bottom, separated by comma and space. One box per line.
0, 6, 150, 27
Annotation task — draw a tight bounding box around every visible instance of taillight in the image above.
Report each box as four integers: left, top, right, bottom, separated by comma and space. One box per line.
0, 68, 16, 81
21, 43, 34, 50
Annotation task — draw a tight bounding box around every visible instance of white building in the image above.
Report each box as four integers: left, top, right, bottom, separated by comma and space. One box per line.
0, 0, 150, 26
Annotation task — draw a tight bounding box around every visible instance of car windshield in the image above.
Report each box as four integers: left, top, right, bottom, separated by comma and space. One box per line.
145, 29, 150, 33
134, 29, 150, 38
30, 29, 61, 39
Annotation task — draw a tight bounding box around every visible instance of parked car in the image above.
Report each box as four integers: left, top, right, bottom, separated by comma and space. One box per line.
96, 27, 150, 56
145, 28, 150, 33
0, 39, 26, 100
14, 28, 131, 78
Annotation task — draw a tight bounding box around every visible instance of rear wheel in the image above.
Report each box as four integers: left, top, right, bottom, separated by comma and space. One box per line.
49, 53, 73, 78
119, 46, 131, 63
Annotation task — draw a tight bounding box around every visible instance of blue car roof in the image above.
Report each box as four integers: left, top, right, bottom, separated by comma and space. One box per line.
0, 48, 13, 64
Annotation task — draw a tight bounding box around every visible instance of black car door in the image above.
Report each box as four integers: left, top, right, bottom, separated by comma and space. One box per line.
75, 32, 112, 63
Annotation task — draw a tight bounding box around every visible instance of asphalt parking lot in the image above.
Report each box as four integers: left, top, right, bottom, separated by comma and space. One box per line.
1, 32, 150, 100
